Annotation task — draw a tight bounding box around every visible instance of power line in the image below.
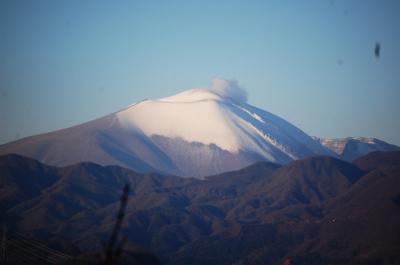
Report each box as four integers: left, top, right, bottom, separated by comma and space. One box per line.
12, 232, 72, 260
4, 230, 74, 265
8, 239, 60, 264
6, 242, 48, 265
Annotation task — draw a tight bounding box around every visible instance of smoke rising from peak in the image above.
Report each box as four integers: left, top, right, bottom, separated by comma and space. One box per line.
209, 78, 248, 103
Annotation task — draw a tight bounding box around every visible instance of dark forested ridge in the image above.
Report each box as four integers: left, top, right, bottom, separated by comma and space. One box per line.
1, 151, 399, 265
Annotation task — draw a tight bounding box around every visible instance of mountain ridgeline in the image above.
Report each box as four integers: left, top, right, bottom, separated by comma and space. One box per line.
1, 89, 397, 178
315, 136, 400, 161
0, 89, 338, 178
1, 151, 399, 265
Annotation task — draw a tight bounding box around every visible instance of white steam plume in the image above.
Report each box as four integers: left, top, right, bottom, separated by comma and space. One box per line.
209, 78, 248, 103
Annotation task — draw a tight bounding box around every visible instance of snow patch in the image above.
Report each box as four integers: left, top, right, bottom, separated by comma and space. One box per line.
116, 80, 333, 164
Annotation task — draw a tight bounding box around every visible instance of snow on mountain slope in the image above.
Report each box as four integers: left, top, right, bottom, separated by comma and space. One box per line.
314, 136, 400, 161
117, 88, 333, 163
0, 80, 337, 177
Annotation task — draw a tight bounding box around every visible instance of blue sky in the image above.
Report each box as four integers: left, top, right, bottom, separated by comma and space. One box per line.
1, 0, 400, 145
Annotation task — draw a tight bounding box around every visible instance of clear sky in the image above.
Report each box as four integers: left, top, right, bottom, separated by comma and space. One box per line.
1, 0, 400, 145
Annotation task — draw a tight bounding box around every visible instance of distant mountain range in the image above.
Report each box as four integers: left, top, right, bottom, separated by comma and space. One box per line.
1, 88, 397, 177
1, 151, 399, 264
314, 136, 400, 161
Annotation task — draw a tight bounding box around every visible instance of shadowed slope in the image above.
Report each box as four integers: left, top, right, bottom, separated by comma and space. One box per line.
1, 152, 399, 265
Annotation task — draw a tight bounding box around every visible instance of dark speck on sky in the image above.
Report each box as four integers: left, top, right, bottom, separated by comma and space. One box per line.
375, 42, 381, 58
1, 91, 7, 98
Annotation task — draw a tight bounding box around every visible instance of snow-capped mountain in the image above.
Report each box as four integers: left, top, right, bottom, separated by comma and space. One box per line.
314, 136, 400, 161
0, 81, 337, 177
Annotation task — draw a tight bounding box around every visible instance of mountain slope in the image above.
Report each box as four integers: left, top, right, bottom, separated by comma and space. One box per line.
315, 136, 400, 161
255, 156, 365, 207
0, 88, 336, 177
294, 164, 400, 265
353, 150, 400, 172
1, 152, 399, 265
0, 154, 59, 212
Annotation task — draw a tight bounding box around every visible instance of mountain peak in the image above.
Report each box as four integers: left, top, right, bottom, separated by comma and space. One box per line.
315, 136, 400, 161
157, 78, 248, 104
0, 82, 335, 177
117, 86, 330, 158
158, 89, 223, 103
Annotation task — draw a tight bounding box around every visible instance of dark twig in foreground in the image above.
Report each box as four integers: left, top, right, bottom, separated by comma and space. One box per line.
102, 184, 130, 265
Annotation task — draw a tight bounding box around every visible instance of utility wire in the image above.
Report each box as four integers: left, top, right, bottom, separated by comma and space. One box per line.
12, 233, 72, 260
8, 239, 60, 264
